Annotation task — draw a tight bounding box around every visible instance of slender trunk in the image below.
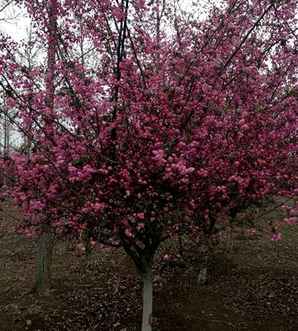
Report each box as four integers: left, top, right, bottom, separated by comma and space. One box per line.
121, 238, 157, 331
141, 264, 153, 331
197, 235, 209, 286
197, 254, 208, 285
82, 228, 92, 256
3, 112, 9, 162
34, 226, 54, 293
32, 0, 57, 296
3, 109, 9, 222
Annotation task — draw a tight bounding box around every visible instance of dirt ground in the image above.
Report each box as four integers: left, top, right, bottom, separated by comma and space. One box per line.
1, 199, 298, 331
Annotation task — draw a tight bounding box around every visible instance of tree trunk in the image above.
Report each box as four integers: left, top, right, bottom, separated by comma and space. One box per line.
34, 227, 54, 294
32, 0, 57, 295
197, 236, 209, 286
141, 263, 153, 331
81, 228, 92, 256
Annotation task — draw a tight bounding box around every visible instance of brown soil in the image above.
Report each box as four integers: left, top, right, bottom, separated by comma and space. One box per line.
1, 200, 298, 331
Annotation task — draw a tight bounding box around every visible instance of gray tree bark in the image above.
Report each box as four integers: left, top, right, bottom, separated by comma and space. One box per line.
34, 225, 55, 294
141, 263, 153, 331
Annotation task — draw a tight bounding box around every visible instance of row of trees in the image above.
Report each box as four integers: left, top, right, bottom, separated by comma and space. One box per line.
0, 0, 297, 330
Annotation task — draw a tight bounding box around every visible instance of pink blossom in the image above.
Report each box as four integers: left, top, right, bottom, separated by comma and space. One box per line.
136, 212, 145, 220
271, 233, 282, 241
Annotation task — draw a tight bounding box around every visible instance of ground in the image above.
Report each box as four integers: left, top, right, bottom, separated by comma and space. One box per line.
0, 199, 298, 331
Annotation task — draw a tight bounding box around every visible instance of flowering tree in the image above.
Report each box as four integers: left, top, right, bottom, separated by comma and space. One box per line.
1, 0, 298, 329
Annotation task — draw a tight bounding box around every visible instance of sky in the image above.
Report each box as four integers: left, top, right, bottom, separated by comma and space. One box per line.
0, 1, 30, 40
0, 0, 219, 41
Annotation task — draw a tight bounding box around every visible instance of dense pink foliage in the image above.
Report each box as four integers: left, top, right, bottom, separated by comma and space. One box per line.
0, 0, 297, 266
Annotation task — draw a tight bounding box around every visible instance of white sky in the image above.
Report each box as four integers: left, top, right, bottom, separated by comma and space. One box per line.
0, 1, 30, 40
0, 0, 217, 41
